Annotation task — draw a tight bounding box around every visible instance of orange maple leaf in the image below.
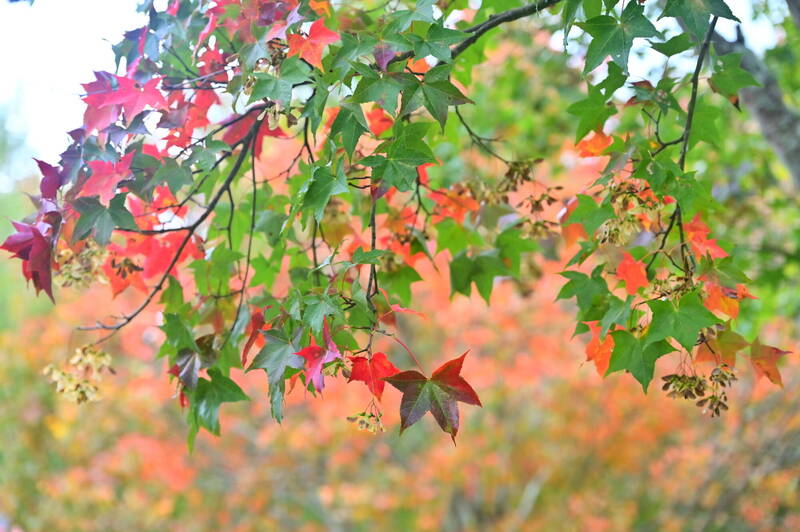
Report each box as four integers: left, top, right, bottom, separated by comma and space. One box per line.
617, 252, 648, 295
309, 0, 331, 15
286, 19, 340, 70
558, 197, 587, 247
695, 327, 748, 367
366, 105, 393, 136
750, 338, 791, 386
703, 281, 756, 319
585, 321, 614, 376
703, 282, 740, 318
575, 130, 612, 157
685, 214, 728, 259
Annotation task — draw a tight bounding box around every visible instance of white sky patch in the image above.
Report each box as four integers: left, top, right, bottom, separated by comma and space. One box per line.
0, 0, 144, 190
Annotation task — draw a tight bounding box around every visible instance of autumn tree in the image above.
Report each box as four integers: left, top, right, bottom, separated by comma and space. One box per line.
3, 0, 796, 443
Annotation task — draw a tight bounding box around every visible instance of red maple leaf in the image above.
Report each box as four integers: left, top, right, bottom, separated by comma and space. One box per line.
1, 221, 55, 301
102, 251, 147, 298
348, 352, 399, 400
295, 320, 341, 392
82, 71, 122, 136
366, 105, 393, 136
286, 18, 340, 70
241, 308, 272, 367
78, 152, 135, 206
35, 159, 63, 200
94, 75, 167, 123
617, 251, 648, 295
385, 351, 482, 441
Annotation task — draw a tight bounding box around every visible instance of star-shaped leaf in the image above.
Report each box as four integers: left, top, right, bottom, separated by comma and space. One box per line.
617, 251, 648, 295
385, 351, 481, 441
607, 330, 676, 391
661, 0, 739, 39
248, 329, 304, 421
287, 18, 340, 70
348, 352, 400, 400
579, 2, 660, 73
647, 292, 720, 351
750, 338, 790, 386
78, 152, 135, 206
295, 319, 341, 393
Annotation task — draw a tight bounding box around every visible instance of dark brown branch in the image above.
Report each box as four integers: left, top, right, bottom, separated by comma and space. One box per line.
679, 17, 718, 170
388, 0, 562, 66
226, 117, 264, 355
453, 0, 561, 58
648, 18, 718, 274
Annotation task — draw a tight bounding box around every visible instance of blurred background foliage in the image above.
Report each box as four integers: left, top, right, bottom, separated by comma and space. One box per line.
2, 1, 800, 530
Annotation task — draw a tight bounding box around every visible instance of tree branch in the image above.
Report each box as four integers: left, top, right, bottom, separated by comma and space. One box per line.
81, 128, 257, 340
388, 0, 562, 66
453, 0, 562, 58
787, 0, 800, 29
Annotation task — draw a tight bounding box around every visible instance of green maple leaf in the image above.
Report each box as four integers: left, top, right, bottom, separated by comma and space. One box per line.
661, 0, 739, 39
248, 329, 304, 422
329, 103, 369, 159
187, 368, 249, 448
709, 54, 760, 99
607, 331, 676, 391
563, 194, 615, 236
646, 292, 720, 351
301, 165, 349, 222
567, 88, 616, 142
579, 2, 661, 73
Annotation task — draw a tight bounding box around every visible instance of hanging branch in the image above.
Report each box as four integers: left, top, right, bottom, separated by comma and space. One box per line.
80, 125, 258, 340
648, 17, 719, 275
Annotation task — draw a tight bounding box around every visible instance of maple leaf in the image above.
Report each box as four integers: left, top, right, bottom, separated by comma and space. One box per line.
558, 196, 588, 247
366, 105, 394, 136
373, 42, 395, 71
703, 281, 740, 318
384, 351, 481, 441
241, 309, 266, 367
1, 221, 54, 301
348, 352, 399, 400
685, 214, 728, 259
750, 338, 790, 387
82, 71, 122, 135
286, 19, 340, 70
102, 251, 147, 297
585, 321, 614, 376
309, 0, 331, 16
617, 251, 648, 295
295, 320, 341, 392
35, 159, 63, 200
96, 76, 167, 123
575, 130, 612, 157
695, 326, 748, 367
78, 152, 135, 206
703, 281, 756, 319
